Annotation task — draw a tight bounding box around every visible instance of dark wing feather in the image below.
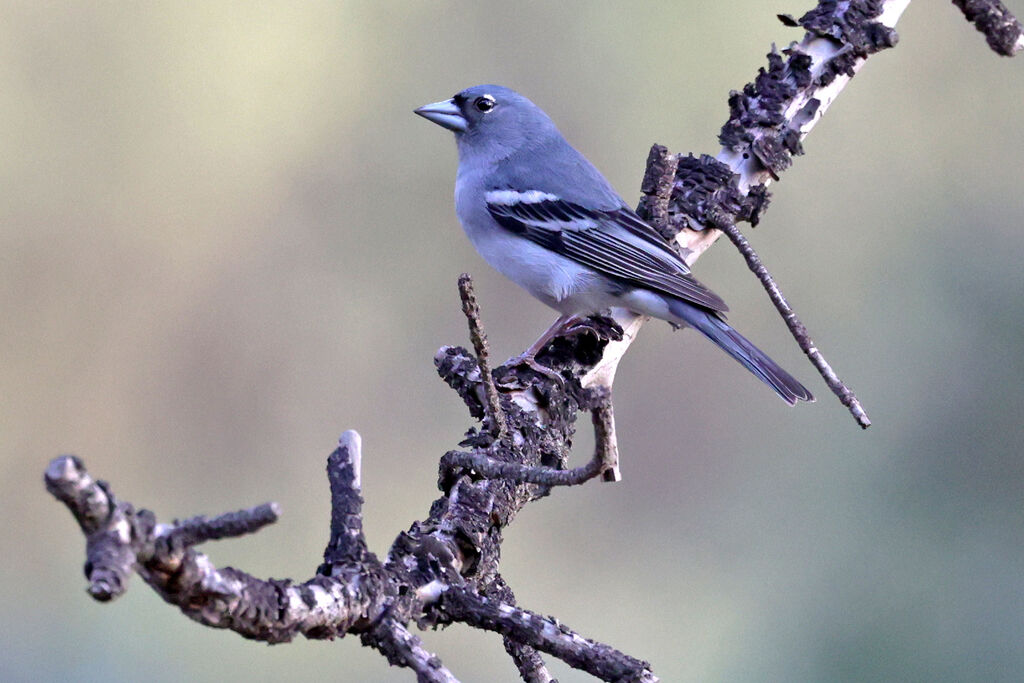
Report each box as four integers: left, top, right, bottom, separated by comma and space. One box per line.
487, 195, 729, 313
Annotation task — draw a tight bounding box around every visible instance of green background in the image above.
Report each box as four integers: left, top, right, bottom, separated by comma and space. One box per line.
4, 2, 1023, 681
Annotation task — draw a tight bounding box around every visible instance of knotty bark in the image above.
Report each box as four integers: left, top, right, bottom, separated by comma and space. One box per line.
45, 2, 1019, 680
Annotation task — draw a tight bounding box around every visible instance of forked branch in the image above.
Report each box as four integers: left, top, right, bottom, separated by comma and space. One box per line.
45, 2, 1021, 680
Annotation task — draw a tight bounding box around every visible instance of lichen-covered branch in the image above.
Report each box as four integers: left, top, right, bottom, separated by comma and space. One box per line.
44, 297, 647, 679
318, 431, 376, 577
483, 574, 558, 683
364, 620, 459, 683
953, 0, 1024, 55
45, 454, 375, 642
438, 357, 618, 487
163, 504, 280, 548
441, 587, 656, 683
457, 273, 507, 440
46, 2, 1020, 681
570, 1, 914, 428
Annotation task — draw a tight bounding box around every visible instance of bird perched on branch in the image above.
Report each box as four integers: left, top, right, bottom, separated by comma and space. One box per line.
415, 84, 812, 405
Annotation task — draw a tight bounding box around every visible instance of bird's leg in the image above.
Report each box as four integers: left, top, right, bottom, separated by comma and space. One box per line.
504, 314, 582, 382
523, 314, 581, 357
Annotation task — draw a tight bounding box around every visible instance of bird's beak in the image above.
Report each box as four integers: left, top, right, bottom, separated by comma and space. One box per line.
414, 98, 468, 133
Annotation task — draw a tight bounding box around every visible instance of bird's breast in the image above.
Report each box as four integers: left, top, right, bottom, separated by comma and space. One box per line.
455, 178, 606, 314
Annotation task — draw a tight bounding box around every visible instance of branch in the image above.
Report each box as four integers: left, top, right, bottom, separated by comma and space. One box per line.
636, 143, 681, 242
164, 504, 280, 546
482, 575, 558, 683
47, 441, 653, 678
953, 0, 1024, 55
45, 456, 139, 601
439, 386, 617, 487
365, 620, 460, 683
709, 210, 871, 428
440, 449, 606, 488
442, 587, 656, 683
570, 1, 912, 429
318, 430, 376, 576
47, 2, 1018, 680
457, 274, 507, 440
45, 455, 377, 641
504, 643, 557, 683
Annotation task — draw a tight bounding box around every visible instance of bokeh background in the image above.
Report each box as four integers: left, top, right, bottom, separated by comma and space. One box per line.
4, 2, 1023, 681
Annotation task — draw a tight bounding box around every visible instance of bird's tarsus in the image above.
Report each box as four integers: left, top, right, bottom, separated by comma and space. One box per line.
505, 352, 566, 386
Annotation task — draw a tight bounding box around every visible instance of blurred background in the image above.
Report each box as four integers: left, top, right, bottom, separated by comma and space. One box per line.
3, 2, 1023, 681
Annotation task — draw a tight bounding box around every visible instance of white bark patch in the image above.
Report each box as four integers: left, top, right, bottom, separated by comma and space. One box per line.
415, 580, 447, 603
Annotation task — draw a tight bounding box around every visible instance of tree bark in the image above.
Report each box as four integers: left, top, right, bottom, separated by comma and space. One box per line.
44, 2, 1021, 680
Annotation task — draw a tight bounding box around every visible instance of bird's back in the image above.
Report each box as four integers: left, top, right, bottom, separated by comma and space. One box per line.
492, 134, 626, 211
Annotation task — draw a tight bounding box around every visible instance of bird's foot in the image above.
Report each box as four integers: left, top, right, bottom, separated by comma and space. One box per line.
504, 351, 565, 386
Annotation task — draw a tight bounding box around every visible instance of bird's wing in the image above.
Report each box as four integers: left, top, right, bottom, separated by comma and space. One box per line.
485, 189, 728, 313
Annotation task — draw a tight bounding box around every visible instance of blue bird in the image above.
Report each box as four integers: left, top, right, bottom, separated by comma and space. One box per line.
416, 85, 812, 404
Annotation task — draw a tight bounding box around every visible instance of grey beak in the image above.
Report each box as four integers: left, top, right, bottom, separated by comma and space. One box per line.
414, 98, 468, 133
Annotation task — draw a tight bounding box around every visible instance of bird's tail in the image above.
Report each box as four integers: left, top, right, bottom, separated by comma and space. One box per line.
668, 300, 814, 405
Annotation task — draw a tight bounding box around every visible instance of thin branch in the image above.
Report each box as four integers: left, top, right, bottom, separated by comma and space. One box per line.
443, 587, 657, 683
636, 144, 681, 242
365, 620, 460, 683
504, 640, 557, 683
439, 386, 620, 487
45, 455, 140, 600
47, 454, 376, 640
45, 455, 120, 534
319, 430, 376, 576
483, 575, 558, 683
458, 274, 507, 440
440, 448, 606, 488
591, 387, 622, 482
163, 503, 280, 548
48, 4, 1016, 681
952, 0, 1024, 55
709, 210, 871, 429
573, 1, 911, 429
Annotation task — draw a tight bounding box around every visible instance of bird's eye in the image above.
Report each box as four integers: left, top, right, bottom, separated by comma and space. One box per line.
474, 95, 495, 113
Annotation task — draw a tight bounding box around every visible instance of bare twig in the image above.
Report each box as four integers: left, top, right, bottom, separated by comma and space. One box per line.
45, 456, 135, 600
366, 620, 460, 683
504, 640, 557, 683
636, 144, 681, 241
483, 575, 558, 683
708, 210, 871, 428
164, 503, 280, 548
440, 448, 606, 488
319, 430, 376, 576
440, 388, 619, 487
48, 3, 1018, 681
591, 387, 622, 482
458, 274, 507, 440
952, 0, 1024, 55
443, 587, 657, 683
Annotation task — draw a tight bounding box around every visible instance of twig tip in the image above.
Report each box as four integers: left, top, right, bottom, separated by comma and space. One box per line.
339, 429, 362, 453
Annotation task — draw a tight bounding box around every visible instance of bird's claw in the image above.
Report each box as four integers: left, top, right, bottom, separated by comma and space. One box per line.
505, 352, 565, 387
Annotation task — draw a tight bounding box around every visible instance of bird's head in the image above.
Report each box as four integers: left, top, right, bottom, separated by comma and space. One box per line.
415, 85, 558, 162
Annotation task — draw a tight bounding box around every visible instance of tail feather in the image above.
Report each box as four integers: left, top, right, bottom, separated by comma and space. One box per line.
668, 300, 814, 405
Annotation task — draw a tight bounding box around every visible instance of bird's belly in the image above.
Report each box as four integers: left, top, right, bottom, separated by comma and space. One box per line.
468, 228, 607, 315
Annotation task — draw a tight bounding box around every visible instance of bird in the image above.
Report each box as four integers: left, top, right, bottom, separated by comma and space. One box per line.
415, 85, 813, 405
